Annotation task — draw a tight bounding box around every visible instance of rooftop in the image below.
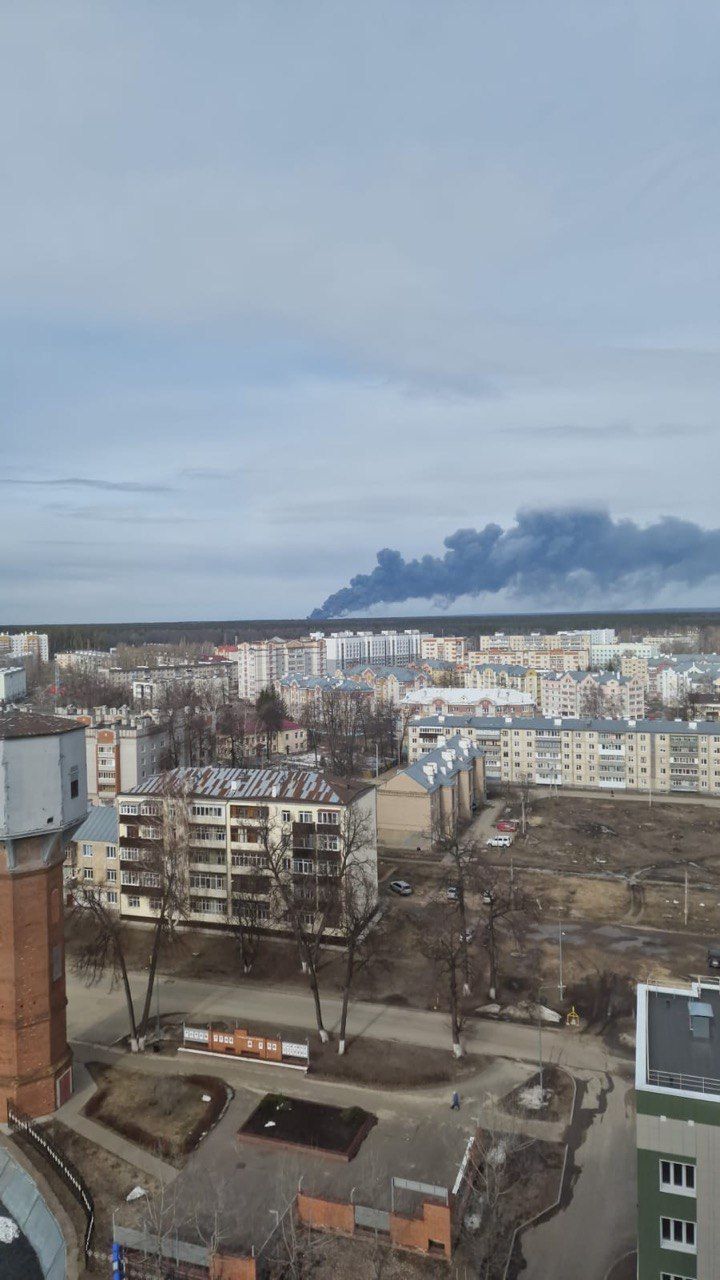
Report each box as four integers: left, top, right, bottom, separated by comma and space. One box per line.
410, 713, 720, 735
641, 983, 720, 1097
402, 686, 534, 707
0, 709, 83, 740
127, 765, 370, 805
73, 805, 119, 845
402, 735, 483, 793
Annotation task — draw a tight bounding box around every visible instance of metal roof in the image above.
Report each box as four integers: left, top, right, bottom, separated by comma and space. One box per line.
127, 765, 369, 805
410, 713, 720, 735
73, 805, 119, 844
0, 709, 83, 739
402, 735, 483, 793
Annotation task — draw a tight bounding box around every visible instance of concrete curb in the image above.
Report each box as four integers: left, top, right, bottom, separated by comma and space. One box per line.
501, 1067, 578, 1280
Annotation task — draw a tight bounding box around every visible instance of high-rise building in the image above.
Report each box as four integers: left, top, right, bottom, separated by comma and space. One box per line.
0, 632, 50, 663
635, 979, 720, 1278
324, 630, 430, 673
0, 710, 87, 1117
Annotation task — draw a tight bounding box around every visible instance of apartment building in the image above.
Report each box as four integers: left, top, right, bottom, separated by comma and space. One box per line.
469, 647, 589, 672
375, 736, 485, 848
474, 628, 614, 655
233, 637, 325, 699
280, 674, 373, 720
324, 629, 430, 673
466, 663, 542, 701
131, 659, 238, 706
419, 635, 468, 664
216, 716, 308, 763
635, 979, 720, 1279
407, 714, 720, 796
66, 805, 120, 906
538, 671, 645, 719
0, 631, 49, 663
58, 706, 175, 804
620, 653, 650, 686
116, 766, 377, 936
400, 686, 535, 717
0, 666, 27, 702
590, 640, 660, 667
55, 649, 115, 672
344, 665, 427, 706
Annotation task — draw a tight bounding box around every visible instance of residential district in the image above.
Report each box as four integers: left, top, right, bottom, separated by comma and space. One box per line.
3, 620, 720, 1278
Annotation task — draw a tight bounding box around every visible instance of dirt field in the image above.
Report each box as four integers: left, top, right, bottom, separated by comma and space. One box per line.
20, 1121, 162, 1259
85, 1063, 225, 1164
498, 793, 720, 882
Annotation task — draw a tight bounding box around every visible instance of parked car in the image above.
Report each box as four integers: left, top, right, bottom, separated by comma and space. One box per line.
708, 944, 720, 970
460, 926, 476, 943
446, 884, 460, 901
486, 835, 513, 848
496, 820, 518, 832
389, 879, 413, 897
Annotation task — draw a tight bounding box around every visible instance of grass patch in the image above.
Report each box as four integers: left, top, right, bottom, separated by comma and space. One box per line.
84, 1063, 228, 1165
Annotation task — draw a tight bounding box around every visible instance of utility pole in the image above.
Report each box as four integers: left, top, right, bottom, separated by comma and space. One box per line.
558, 922, 565, 1001
684, 865, 689, 926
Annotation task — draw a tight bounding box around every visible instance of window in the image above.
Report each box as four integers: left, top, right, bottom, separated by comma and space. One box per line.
52, 944, 62, 982
119, 802, 139, 815
83, 867, 93, 880
660, 1161, 695, 1195
661, 1273, 695, 1280
82, 843, 93, 858
70, 765, 79, 799
106, 891, 118, 905
298, 811, 312, 824
660, 1218, 696, 1253
126, 895, 140, 909
106, 845, 117, 859
106, 869, 117, 883
281, 810, 291, 823
317, 810, 339, 826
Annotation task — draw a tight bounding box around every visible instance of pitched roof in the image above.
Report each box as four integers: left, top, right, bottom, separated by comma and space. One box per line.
0, 709, 83, 740
127, 765, 370, 805
402, 735, 483, 793
73, 805, 119, 844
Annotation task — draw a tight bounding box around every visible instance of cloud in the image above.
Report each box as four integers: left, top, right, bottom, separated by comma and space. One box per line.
0, 476, 172, 493
309, 508, 720, 618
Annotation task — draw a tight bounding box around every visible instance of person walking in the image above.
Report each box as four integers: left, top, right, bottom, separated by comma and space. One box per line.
451, 1091, 460, 1111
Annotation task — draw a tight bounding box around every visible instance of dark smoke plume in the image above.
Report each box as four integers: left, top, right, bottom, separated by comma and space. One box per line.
309, 508, 720, 619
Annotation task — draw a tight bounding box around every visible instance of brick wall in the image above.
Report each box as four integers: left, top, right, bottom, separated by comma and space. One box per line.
210, 1253, 257, 1280
297, 1193, 355, 1236
389, 1201, 452, 1260
0, 838, 72, 1118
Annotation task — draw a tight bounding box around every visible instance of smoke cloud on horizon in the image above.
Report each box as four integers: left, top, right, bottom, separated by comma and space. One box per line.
309, 509, 720, 619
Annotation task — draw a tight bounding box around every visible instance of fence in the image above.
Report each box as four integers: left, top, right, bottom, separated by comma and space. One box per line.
6, 1101, 95, 1262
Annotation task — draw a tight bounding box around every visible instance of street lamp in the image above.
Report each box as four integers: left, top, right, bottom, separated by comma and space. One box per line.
558, 922, 566, 1001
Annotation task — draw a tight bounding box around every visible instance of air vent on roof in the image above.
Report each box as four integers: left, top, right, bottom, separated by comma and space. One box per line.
689, 1000, 714, 1040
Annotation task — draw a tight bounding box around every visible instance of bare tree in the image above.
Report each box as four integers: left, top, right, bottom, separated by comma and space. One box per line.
71, 886, 143, 1050
457, 1121, 536, 1279
230, 872, 266, 974
413, 898, 468, 1057
256, 800, 376, 1045
217, 700, 252, 766
73, 779, 191, 1049
434, 829, 481, 996
475, 865, 537, 1000
318, 687, 369, 776
336, 850, 380, 1054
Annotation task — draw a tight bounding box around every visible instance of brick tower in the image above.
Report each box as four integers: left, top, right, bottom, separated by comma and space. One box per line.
0, 710, 87, 1117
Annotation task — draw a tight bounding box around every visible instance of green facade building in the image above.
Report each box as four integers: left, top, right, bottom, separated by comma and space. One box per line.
636, 981, 720, 1280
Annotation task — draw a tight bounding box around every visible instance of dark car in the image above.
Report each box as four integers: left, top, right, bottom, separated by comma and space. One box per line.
708, 945, 720, 970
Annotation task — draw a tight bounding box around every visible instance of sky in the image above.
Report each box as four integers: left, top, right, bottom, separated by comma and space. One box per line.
2, 2, 720, 623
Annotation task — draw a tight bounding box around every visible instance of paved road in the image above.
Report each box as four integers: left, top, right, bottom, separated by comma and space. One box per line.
66, 969, 625, 1075
521, 1066, 636, 1280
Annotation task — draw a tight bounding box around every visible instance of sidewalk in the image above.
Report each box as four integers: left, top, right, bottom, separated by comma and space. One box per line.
56, 1059, 177, 1185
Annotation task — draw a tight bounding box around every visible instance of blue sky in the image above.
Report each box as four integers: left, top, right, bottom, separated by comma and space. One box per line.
2, 2, 720, 622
